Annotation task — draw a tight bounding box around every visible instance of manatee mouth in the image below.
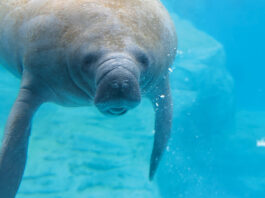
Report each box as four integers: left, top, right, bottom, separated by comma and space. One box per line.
107, 107, 127, 116
96, 101, 131, 116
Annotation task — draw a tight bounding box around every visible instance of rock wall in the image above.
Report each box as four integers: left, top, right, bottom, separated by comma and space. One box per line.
157, 14, 234, 198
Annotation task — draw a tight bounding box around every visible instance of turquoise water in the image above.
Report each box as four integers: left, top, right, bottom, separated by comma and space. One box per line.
0, 0, 265, 197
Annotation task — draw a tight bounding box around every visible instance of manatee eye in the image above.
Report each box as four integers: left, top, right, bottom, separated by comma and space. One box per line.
83, 52, 100, 65
134, 51, 149, 70
82, 52, 102, 72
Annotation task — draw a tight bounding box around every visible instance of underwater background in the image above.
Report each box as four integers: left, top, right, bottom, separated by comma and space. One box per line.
0, 0, 265, 197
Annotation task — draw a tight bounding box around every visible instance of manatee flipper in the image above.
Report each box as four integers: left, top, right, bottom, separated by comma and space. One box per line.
148, 76, 173, 180
0, 77, 44, 197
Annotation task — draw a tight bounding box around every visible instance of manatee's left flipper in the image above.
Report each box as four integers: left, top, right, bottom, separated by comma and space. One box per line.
148, 76, 173, 180
0, 75, 46, 198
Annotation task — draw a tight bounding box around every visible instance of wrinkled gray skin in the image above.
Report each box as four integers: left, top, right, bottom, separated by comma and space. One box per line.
0, 0, 177, 197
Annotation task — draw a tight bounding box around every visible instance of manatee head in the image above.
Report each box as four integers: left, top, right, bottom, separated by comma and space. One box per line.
63, 1, 171, 110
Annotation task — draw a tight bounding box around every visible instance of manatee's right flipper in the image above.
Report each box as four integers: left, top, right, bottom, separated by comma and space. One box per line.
0, 76, 45, 198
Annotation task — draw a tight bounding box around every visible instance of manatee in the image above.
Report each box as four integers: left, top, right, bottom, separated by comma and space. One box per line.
0, 0, 177, 197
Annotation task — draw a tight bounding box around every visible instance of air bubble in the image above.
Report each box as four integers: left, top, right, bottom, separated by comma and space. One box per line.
166, 146, 170, 151
177, 50, 184, 55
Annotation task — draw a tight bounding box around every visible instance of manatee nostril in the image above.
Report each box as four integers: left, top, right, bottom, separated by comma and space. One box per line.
121, 80, 129, 89
111, 80, 119, 89
110, 80, 130, 90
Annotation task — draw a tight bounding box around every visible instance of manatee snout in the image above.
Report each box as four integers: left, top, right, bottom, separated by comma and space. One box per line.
94, 56, 141, 116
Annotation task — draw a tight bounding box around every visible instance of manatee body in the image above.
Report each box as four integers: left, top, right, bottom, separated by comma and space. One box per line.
0, 0, 177, 197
